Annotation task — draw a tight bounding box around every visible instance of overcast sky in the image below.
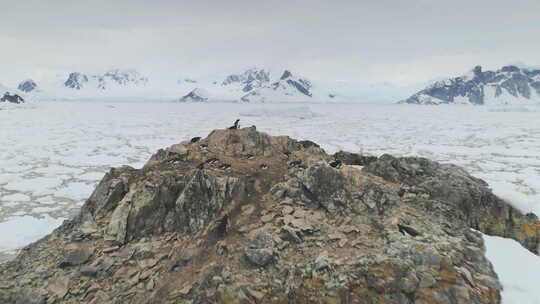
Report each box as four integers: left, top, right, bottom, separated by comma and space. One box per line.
1, 0, 539, 86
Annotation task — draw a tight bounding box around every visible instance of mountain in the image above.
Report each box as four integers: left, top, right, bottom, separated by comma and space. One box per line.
221, 68, 271, 92
401, 65, 540, 105
240, 70, 313, 102
17, 79, 38, 93
178, 88, 209, 102
64, 69, 149, 91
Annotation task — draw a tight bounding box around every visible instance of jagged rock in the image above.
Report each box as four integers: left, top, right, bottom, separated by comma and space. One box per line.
1, 126, 538, 303
0, 92, 24, 104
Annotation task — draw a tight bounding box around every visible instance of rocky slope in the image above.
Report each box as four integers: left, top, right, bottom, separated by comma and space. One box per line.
1, 127, 539, 303
401, 65, 540, 105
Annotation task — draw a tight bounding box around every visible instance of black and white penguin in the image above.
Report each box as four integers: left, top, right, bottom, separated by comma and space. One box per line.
260, 163, 269, 170
228, 119, 240, 130
243, 154, 255, 160
218, 163, 231, 170
191, 137, 202, 143
283, 151, 291, 159
288, 160, 302, 168
205, 158, 219, 165
329, 159, 342, 168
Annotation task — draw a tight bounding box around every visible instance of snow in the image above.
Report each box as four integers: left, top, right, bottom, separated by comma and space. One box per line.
0, 215, 64, 254
240, 106, 320, 119
0, 101, 539, 301
484, 234, 540, 304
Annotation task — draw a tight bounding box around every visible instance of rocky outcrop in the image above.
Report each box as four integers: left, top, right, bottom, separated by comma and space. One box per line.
17, 79, 38, 93
1, 127, 538, 303
0, 92, 24, 104
64, 72, 89, 90
178, 88, 209, 102
401, 65, 540, 105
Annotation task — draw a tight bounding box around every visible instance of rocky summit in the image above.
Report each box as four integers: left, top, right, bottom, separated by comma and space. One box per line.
1, 127, 539, 304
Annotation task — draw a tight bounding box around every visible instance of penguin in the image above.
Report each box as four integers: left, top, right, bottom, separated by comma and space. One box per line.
329, 159, 342, 169
260, 164, 269, 170
397, 224, 420, 237
200, 144, 208, 150
283, 151, 291, 159
288, 160, 302, 168
218, 163, 231, 170
205, 158, 219, 165
228, 119, 240, 130
244, 154, 255, 160
191, 137, 202, 143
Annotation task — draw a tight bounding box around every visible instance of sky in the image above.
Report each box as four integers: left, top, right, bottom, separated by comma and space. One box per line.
1, 0, 540, 87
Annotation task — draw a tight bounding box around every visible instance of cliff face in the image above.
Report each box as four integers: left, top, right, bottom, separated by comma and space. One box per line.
1, 127, 538, 304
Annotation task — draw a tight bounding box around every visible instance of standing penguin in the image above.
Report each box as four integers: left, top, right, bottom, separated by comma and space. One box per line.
228, 119, 240, 130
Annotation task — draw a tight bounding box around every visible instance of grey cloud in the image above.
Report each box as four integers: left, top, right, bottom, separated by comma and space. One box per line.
1, 0, 539, 86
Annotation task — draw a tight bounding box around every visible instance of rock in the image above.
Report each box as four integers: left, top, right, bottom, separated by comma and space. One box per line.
0, 92, 24, 104
244, 233, 275, 267
80, 266, 100, 277
333, 151, 377, 166
244, 248, 274, 267
2, 127, 534, 303
58, 248, 93, 268
47, 277, 70, 298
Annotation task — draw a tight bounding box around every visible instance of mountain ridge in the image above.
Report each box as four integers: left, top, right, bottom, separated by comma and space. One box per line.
401, 65, 540, 105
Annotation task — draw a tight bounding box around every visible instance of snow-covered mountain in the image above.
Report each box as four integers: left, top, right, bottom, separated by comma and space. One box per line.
9, 66, 416, 103
17, 79, 38, 93
63, 69, 149, 90
401, 65, 540, 105
178, 88, 209, 102
172, 68, 318, 103
16, 69, 166, 101
222, 68, 271, 92
240, 70, 313, 102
